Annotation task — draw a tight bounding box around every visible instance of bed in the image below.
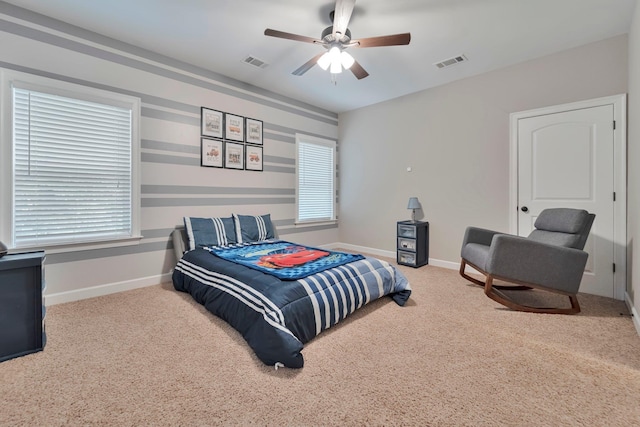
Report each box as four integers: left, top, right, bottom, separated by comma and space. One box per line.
171, 215, 412, 369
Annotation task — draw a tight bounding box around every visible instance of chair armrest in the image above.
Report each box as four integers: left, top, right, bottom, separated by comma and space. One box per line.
485, 235, 589, 293
462, 226, 505, 247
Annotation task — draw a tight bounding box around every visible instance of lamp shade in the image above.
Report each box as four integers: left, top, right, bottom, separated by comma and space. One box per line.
317, 52, 331, 70
407, 197, 421, 210
340, 51, 355, 69
330, 60, 342, 74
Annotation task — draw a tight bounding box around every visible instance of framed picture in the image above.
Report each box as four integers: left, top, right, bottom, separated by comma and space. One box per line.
225, 113, 244, 141
224, 142, 244, 169
245, 118, 263, 145
201, 107, 223, 139
245, 145, 263, 171
201, 138, 223, 168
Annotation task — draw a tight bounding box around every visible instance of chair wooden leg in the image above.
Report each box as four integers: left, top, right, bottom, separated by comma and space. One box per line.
460, 259, 532, 290
484, 275, 581, 315
568, 294, 581, 314
459, 259, 486, 287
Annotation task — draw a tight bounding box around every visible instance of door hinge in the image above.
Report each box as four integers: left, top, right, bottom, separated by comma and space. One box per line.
613, 263, 616, 273
613, 120, 616, 130
613, 192, 616, 201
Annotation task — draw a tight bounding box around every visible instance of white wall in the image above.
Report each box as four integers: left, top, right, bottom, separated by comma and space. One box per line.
0, 4, 339, 303
338, 35, 628, 266
627, 0, 640, 321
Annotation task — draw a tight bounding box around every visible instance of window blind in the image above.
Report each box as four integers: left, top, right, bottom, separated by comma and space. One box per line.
12, 87, 133, 247
297, 138, 335, 222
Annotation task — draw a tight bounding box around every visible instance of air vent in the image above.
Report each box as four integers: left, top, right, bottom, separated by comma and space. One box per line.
242, 55, 268, 69
434, 54, 467, 69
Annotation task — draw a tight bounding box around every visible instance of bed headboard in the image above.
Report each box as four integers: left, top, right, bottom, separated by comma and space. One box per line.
171, 228, 188, 263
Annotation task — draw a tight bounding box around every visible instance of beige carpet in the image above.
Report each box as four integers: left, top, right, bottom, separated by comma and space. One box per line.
2, 261, 640, 426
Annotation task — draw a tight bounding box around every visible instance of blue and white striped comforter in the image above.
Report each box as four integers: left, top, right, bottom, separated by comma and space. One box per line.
172, 248, 411, 368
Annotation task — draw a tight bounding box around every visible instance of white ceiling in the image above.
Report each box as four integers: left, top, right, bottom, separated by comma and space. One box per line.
3, 0, 636, 113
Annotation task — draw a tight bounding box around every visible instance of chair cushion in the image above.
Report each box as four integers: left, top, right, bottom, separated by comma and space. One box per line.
534, 208, 589, 234
461, 242, 491, 271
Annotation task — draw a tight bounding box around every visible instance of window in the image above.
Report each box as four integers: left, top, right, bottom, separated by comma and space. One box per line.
1, 70, 140, 249
295, 134, 336, 223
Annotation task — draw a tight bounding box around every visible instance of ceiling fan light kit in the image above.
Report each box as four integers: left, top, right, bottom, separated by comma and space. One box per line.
264, 0, 410, 81
317, 45, 354, 74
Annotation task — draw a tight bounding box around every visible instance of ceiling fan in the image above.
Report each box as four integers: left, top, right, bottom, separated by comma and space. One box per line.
264, 0, 411, 80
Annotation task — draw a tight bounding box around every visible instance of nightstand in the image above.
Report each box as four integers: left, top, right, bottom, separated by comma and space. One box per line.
397, 220, 429, 268
0, 251, 46, 362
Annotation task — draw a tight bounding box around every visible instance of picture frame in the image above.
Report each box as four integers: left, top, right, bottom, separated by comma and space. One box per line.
245, 145, 263, 171
245, 118, 263, 145
224, 113, 244, 142
201, 107, 223, 139
201, 138, 223, 168
224, 142, 244, 170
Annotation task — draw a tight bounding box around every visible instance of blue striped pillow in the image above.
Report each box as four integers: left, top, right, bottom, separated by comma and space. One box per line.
233, 214, 275, 243
183, 216, 237, 250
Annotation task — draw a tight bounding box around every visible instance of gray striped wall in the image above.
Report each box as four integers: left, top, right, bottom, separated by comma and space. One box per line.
0, 2, 340, 294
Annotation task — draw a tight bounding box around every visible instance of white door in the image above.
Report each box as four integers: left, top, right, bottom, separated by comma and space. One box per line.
517, 105, 615, 298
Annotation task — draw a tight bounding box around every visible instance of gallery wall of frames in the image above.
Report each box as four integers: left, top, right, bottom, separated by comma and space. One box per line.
200, 107, 263, 171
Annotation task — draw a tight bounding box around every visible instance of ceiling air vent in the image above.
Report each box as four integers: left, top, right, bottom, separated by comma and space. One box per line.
434, 54, 467, 69
242, 55, 268, 69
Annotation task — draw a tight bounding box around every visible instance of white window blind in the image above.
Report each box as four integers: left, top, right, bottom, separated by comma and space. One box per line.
12, 86, 133, 247
296, 135, 336, 222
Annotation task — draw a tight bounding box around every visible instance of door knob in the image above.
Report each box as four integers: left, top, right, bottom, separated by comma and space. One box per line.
521, 206, 529, 213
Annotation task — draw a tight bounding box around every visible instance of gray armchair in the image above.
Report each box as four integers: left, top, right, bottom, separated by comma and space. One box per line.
459, 208, 595, 314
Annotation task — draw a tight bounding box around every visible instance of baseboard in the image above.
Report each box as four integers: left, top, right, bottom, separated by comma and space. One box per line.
324, 242, 396, 259
323, 242, 482, 275
45, 272, 173, 306
44, 243, 477, 306
624, 292, 640, 336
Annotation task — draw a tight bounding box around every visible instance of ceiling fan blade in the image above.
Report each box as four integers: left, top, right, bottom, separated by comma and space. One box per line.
332, 0, 356, 39
349, 60, 369, 80
264, 29, 321, 44
354, 33, 411, 48
292, 52, 325, 76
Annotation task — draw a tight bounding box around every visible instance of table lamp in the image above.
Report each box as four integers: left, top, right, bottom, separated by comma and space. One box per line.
407, 197, 421, 222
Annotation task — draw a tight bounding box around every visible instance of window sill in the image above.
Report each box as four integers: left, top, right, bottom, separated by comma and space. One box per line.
12, 235, 144, 255
294, 220, 338, 227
